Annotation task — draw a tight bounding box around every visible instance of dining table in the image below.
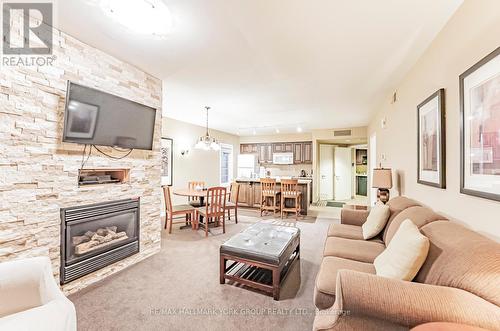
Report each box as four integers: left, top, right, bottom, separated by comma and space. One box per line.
172, 188, 230, 227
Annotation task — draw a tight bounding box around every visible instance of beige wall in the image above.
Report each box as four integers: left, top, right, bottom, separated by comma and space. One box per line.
161, 118, 239, 205
239, 132, 312, 143
368, 0, 500, 240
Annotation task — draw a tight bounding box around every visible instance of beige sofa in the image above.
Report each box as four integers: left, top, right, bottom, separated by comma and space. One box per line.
313, 196, 500, 331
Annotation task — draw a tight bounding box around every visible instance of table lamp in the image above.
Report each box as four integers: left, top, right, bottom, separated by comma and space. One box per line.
372, 168, 392, 203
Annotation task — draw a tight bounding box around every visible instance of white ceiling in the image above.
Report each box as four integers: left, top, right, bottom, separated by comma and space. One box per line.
56, 0, 462, 135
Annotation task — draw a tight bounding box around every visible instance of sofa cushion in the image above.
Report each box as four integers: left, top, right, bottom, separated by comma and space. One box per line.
316, 256, 375, 296
417, 221, 500, 307
314, 256, 375, 309
327, 223, 364, 239
323, 237, 385, 263
383, 206, 446, 244
362, 203, 390, 239
374, 219, 429, 281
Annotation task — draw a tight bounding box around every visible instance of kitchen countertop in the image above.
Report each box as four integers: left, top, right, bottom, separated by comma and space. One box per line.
236, 177, 312, 184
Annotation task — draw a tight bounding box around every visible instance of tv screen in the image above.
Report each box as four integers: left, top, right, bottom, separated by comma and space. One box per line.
62, 82, 157, 150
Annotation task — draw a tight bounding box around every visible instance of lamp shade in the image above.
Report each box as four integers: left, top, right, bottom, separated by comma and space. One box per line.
372, 168, 393, 189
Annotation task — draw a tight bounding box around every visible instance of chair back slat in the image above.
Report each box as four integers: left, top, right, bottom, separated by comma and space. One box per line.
162, 186, 173, 214
188, 181, 205, 202
229, 182, 240, 204
205, 186, 226, 217
281, 179, 299, 196
260, 178, 276, 196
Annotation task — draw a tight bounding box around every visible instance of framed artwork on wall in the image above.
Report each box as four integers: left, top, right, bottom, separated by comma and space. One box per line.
161, 137, 173, 186
417, 88, 446, 188
460, 47, 500, 201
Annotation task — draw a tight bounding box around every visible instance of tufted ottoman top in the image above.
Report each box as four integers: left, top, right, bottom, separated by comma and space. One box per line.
220, 223, 300, 266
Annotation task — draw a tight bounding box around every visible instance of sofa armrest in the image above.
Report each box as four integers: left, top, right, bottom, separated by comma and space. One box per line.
334, 269, 500, 330
340, 208, 369, 226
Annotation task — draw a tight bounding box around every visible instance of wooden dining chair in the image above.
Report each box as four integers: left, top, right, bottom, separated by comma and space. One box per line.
195, 187, 227, 237
163, 186, 196, 234
280, 179, 302, 220
188, 181, 206, 207
226, 182, 240, 223
260, 178, 281, 216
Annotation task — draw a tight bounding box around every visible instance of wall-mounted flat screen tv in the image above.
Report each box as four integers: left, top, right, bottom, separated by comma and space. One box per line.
62, 82, 157, 150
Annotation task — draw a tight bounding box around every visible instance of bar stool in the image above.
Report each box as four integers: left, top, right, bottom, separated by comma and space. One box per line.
281, 179, 302, 220
260, 178, 281, 216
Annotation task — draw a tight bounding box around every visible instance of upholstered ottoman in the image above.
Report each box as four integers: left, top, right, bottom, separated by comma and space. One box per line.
219, 222, 300, 300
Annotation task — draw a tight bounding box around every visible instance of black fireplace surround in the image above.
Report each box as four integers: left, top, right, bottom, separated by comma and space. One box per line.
60, 198, 140, 285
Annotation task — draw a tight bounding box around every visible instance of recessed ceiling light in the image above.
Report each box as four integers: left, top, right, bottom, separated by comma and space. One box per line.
99, 0, 173, 37
275, 128, 280, 133
253, 129, 257, 135
296, 127, 303, 133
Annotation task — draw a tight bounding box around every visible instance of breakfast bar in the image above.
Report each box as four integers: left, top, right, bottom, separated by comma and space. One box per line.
235, 178, 312, 215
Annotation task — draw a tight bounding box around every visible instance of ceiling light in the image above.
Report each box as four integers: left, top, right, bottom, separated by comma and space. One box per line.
275, 128, 280, 133
253, 129, 257, 135
297, 127, 303, 133
99, 0, 173, 37
195, 106, 220, 151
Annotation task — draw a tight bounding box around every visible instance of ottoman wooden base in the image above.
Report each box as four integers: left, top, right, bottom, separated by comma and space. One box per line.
220, 244, 300, 300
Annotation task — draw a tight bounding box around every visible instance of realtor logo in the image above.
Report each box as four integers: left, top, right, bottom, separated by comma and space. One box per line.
2, 2, 53, 55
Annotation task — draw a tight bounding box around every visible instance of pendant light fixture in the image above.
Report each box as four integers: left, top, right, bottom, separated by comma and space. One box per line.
195, 106, 220, 151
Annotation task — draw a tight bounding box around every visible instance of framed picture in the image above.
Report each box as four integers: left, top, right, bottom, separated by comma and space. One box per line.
460, 47, 500, 201
161, 137, 173, 186
417, 89, 446, 188
65, 100, 99, 139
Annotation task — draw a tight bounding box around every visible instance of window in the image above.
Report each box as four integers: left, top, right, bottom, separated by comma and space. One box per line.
220, 144, 233, 186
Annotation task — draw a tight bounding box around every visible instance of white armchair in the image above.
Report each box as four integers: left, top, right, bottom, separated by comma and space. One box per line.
0, 257, 76, 331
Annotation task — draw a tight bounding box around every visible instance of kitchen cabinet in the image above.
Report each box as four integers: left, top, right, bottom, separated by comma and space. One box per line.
302, 142, 312, 164
240, 141, 313, 165
293, 143, 303, 163
273, 143, 293, 153
238, 181, 252, 205
240, 144, 258, 154
273, 144, 284, 153
258, 144, 272, 164
252, 182, 262, 207
235, 180, 309, 214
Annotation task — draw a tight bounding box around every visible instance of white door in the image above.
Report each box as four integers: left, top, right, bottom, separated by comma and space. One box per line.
319, 144, 334, 200
369, 133, 377, 206
334, 147, 352, 200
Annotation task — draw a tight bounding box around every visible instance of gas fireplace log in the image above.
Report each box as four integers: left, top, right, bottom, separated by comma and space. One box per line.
74, 231, 128, 255
72, 235, 91, 246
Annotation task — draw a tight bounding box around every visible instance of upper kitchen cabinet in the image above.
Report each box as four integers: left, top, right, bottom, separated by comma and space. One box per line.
273, 143, 294, 153
240, 143, 258, 154
293, 143, 303, 163
258, 144, 273, 163
240, 141, 313, 165
302, 142, 312, 164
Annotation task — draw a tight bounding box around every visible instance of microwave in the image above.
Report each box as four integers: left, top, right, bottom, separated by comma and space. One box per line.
273, 152, 294, 165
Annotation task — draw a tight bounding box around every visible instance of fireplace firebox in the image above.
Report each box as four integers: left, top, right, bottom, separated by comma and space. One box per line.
60, 198, 140, 285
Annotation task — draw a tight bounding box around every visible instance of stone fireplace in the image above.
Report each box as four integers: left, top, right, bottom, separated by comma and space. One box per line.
0, 12, 162, 295
60, 199, 140, 285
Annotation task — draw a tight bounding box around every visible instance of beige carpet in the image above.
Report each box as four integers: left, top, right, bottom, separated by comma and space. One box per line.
69, 210, 336, 331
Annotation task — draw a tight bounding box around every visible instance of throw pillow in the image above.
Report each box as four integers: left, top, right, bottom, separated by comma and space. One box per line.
374, 219, 430, 281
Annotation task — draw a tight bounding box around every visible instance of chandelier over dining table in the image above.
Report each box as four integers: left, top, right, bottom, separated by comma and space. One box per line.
195, 106, 220, 151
